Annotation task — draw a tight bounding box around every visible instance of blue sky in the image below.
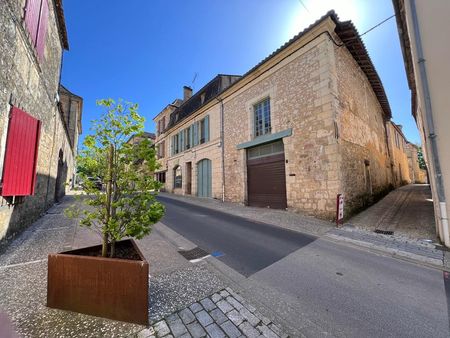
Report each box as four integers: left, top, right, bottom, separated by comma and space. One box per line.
61, 0, 419, 144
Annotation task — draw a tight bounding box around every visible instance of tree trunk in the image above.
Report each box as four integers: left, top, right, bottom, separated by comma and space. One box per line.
110, 239, 116, 258
103, 144, 114, 257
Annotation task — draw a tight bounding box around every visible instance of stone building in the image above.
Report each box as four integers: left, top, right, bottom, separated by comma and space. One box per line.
0, 0, 81, 245
405, 142, 426, 184
154, 11, 399, 220
154, 77, 240, 198
386, 122, 411, 186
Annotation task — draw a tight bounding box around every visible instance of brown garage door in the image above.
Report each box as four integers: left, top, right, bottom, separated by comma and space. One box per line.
247, 152, 287, 209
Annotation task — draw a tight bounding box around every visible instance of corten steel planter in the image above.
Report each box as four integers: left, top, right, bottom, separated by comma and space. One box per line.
47, 239, 149, 325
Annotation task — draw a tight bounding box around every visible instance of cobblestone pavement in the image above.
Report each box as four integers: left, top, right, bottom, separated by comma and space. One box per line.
348, 184, 436, 240
136, 288, 289, 338
0, 195, 291, 337
326, 225, 448, 268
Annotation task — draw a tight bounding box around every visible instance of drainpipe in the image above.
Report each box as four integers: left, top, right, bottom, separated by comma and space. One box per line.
216, 97, 225, 202
410, 0, 449, 247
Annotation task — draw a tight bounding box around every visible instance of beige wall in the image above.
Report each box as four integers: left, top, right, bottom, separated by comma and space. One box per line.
333, 40, 393, 214
155, 104, 223, 199
385, 122, 411, 186
402, 0, 450, 244
223, 27, 340, 218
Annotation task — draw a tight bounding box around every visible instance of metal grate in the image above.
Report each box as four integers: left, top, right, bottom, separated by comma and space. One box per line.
178, 247, 209, 261
374, 229, 394, 235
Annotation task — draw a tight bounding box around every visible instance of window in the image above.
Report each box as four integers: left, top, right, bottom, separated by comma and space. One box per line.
173, 165, 182, 188
198, 115, 209, 145
24, 0, 49, 59
185, 127, 191, 150
172, 134, 179, 155
156, 172, 166, 183
254, 98, 271, 137
1, 107, 41, 196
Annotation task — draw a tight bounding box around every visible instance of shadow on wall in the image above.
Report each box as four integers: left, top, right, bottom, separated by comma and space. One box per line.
0, 172, 65, 252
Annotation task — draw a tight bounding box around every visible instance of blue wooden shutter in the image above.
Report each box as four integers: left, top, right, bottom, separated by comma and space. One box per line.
193, 122, 198, 146
204, 115, 210, 142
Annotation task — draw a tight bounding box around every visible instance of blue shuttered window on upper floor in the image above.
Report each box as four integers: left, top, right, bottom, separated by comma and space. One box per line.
204, 115, 209, 142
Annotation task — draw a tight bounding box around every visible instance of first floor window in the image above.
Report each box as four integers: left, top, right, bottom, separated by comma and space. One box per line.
254, 97, 271, 137
173, 165, 182, 188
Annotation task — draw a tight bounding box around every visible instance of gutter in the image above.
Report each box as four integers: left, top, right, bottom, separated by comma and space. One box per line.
216, 97, 225, 202
410, 0, 449, 247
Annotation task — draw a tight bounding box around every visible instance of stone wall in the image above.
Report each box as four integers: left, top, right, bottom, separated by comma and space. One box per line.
0, 0, 75, 245
223, 29, 341, 219
333, 41, 393, 215
386, 122, 411, 186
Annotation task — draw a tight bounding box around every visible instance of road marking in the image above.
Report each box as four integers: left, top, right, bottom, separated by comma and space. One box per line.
189, 255, 211, 263
0, 259, 46, 269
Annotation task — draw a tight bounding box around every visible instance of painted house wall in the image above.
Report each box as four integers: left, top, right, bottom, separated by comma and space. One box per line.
396, 0, 450, 244
157, 104, 223, 199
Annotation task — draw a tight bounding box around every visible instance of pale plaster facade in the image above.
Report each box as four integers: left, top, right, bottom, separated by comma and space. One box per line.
394, 0, 450, 245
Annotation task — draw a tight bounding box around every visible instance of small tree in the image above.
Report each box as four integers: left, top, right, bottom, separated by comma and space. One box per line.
417, 146, 427, 170
70, 99, 164, 258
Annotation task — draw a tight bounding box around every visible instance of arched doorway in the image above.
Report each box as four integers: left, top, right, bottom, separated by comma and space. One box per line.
197, 159, 212, 198
54, 149, 67, 202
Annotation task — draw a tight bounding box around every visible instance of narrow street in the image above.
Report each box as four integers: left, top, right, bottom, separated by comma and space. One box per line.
159, 195, 450, 338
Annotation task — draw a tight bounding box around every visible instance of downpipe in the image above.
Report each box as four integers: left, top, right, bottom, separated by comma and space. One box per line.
440, 202, 450, 247
410, 0, 449, 247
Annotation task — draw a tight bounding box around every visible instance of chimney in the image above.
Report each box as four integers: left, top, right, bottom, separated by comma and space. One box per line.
183, 86, 192, 101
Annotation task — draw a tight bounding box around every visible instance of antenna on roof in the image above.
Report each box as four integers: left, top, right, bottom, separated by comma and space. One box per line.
191, 72, 198, 91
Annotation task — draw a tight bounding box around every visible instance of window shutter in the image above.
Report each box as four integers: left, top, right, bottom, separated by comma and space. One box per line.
171, 136, 174, 155
193, 122, 198, 146
161, 140, 165, 158
162, 117, 165, 131
178, 132, 182, 152
1, 107, 41, 196
204, 115, 210, 142
24, 0, 42, 47
35, 0, 48, 59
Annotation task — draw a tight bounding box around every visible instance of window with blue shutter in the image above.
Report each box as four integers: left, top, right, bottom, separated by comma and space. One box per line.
193, 122, 198, 146
204, 115, 210, 142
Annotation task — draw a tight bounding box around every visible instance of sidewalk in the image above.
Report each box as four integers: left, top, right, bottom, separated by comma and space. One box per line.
159, 192, 450, 270
0, 195, 290, 337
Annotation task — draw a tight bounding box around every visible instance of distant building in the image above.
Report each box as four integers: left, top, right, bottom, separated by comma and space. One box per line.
405, 142, 426, 184
386, 122, 411, 186
127, 132, 156, 145
154, 11, 402, 219
0, 0, 81, 245
393, 0, 450, 246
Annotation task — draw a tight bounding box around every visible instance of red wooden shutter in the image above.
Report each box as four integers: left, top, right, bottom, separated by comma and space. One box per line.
24, 0, 42, 46
1, 107, 41, 197
36, 0, 48, 59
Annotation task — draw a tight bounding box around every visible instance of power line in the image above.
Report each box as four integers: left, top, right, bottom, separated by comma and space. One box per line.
298, 0, 310, 13
360, 14, 396, 37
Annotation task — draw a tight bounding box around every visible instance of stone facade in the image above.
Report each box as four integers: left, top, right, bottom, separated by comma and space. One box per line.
155, 12, 403, 220
385, 122, 411, 186
405, 142, 427, 184
0, 0, 80, 245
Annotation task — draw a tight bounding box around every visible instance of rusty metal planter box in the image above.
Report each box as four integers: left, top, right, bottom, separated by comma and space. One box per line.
47, 239, 149, 326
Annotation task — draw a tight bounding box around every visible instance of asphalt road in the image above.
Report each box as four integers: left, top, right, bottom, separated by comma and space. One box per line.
158, 195, 450, 338
158, 195, 317, 276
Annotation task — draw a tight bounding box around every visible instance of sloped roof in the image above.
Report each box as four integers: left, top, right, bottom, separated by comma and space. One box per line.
55, 0, 69, 50
229, 10, 392, 119
166, 74, 241, 129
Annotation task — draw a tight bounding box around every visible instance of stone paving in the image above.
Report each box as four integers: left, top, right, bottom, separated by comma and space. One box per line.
136, 288, 288, 338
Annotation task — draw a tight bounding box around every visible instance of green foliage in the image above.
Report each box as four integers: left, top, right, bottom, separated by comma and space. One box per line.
417, 146, 426, 170
67, 99, 164, 257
